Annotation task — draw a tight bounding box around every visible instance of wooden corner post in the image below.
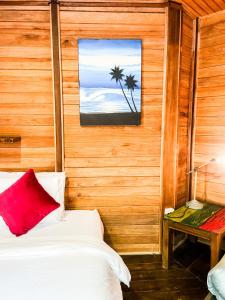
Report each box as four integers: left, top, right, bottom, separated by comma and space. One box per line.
50, 0, 64, 172
162, 2, 182, 209
186, 17, 199, 202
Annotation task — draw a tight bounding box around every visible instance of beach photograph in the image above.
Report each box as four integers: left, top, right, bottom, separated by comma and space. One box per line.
78, 39, 142, 125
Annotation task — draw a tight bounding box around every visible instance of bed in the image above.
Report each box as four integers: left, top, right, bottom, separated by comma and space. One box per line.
207, 254, 225, 300
0, 171, 131, 300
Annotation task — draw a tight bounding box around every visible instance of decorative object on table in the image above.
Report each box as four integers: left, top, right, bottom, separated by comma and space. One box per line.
186, 158, 216, 210
78, 39, 142, 125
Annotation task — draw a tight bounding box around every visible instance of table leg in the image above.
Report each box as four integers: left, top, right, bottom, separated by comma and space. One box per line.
210, 234, 221, 268
162, 219, 170, 269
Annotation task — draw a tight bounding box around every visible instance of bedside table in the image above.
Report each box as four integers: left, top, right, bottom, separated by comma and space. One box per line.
162, 203, 225, 269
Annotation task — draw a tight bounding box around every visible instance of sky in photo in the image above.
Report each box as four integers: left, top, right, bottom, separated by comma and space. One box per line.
78, 39, 142, 113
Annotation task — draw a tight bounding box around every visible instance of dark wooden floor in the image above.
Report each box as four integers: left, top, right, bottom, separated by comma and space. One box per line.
122, 240, 213, 300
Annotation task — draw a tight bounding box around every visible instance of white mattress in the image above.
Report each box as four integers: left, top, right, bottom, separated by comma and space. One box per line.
208, 254, 225, 300
0, 210, 130, 300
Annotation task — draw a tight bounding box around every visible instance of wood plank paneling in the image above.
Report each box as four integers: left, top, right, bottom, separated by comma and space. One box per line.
0, 9, 54, 171
0, 1, 193, 254
122, 254, 208, 300
61, 8, 165, 253
193, 10, 225, 206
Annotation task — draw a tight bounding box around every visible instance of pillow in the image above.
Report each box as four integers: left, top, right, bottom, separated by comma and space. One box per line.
0, 171, 65, 223
62, 210, 104, 240
0, 169, 60, 236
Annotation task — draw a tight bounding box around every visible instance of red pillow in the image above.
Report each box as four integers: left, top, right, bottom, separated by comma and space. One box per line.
0, 169, 60, 236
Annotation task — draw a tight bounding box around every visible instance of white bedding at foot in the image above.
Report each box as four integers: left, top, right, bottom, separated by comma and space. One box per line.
0, 210, 130, 300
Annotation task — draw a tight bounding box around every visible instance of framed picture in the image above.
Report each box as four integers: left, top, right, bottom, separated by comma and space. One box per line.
78, 39, 142, 125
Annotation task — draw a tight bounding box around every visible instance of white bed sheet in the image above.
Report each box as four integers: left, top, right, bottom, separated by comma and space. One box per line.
208, 254, 225, 300
0, 210, 104, 240
0, 210, 130, 300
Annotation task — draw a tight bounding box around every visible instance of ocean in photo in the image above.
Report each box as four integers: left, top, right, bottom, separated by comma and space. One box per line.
80, 87, 141, 114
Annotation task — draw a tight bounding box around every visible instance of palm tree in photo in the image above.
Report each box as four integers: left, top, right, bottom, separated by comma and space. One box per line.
124, 74, 139, 113
109, 66, 134, 113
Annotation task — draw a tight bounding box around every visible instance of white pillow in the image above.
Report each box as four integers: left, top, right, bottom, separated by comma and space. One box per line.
0, 171, 66, 223
63, 210, 104, 239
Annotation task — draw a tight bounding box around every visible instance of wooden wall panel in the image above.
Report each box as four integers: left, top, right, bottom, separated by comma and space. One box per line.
193, 10, 225, 205
0, 1, 193, 254
0, 8, 55, 171
61, 9, 165, 253
176, 12, 194, 207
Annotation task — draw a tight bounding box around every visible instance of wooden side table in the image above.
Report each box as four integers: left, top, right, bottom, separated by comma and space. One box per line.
162, 204, 225, 269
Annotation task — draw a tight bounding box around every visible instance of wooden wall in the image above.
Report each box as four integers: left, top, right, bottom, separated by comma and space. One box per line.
0, 1, 193, 254
60, 7, 165, 253
0, 6, 55, 171
193, 10, 225, 205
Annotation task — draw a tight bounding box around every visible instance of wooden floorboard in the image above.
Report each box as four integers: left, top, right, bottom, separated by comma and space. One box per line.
122, 240, 211, 300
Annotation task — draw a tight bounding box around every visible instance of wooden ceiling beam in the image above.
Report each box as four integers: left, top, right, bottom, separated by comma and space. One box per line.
61, 0, 167, 2
1, 0, 225, 18
0, 0, 169, 5
0, 0, 169, 9
60, 1, 169, 8
0, 1, 49, 6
